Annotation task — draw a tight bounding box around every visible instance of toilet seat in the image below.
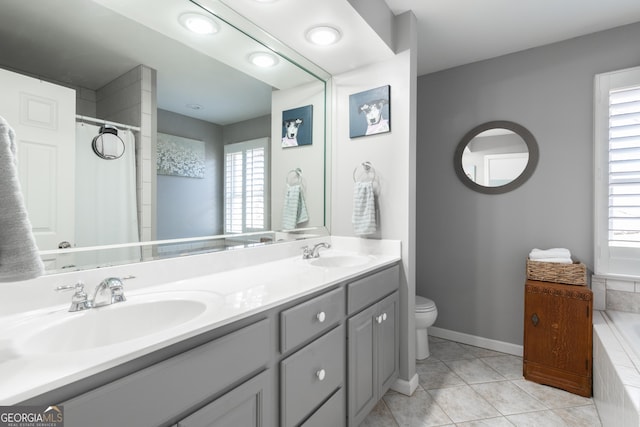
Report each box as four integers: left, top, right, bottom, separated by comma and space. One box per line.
415, 295, 436, 313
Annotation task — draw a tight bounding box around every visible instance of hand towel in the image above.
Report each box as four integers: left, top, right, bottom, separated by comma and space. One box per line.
281, 184, 309, 230
352, 181, 377, 235
529, 248, 571, 260
0, 115, 44, 282
529, 258, 573, 264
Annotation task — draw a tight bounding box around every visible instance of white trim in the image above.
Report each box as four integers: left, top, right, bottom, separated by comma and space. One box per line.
390, 373, 419, 396
429, 327, 523, 357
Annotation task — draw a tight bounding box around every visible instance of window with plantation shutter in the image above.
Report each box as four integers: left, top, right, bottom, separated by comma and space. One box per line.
223, 138, 269, 234
595, 67, 640, 276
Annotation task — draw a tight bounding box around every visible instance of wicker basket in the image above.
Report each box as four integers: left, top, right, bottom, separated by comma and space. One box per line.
526, 259, 587, 286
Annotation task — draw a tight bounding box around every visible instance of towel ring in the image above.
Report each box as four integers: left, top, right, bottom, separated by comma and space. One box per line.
353, 161, 376, 183
286, 168, 303, 185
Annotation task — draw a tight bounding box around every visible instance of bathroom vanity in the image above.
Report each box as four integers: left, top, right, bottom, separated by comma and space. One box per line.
3, 239, 400, 427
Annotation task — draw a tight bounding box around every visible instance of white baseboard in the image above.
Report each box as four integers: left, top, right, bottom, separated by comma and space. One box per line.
429, 326, 523, 357
390, 373, 419, 396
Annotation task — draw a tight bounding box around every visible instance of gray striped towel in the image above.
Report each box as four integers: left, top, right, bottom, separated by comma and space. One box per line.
0, 115, 44, 282
281, 184, 309, 230
352, 181, 376, 235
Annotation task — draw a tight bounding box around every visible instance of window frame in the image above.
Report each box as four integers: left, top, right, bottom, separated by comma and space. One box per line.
223, 137, 270, 234
594, 66, 640, 278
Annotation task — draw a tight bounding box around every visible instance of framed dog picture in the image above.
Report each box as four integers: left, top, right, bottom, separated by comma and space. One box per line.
282, 105, 313, 148
349, 85, 391, 138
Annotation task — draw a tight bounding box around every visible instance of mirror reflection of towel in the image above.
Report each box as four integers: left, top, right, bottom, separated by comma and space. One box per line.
352, 181, 377, 235
0, 115, 44, 282
282, 184, 309, 230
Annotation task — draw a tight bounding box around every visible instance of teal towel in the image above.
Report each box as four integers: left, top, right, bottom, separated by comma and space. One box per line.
352, 181, 377, 235
282, 184, 309, 230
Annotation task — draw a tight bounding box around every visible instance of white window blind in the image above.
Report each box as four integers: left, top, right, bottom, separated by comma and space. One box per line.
595, 67, 640, 277
223, 138, 269, 234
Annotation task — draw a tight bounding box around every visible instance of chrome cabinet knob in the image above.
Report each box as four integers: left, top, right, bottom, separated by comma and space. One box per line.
376, 315, 383, 324
316, 369, 326, 381
317, 311, 326, 323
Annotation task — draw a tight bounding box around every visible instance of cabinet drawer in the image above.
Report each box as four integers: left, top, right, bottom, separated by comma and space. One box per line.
280, 287, 345, 353
63, 319, 270, 427
347, 265, 399, 315
280, 325, 345, 427
301, 387, 345, 427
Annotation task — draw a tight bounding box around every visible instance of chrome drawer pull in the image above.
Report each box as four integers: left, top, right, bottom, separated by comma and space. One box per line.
317, 311, 326, 323
316, 369, 326, 381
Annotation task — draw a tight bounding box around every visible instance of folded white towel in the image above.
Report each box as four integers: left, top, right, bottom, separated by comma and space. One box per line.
281, 184, 309, 230
352, 181, 377, 236
529, 248, 571, 260
529, 258, 573, 264
0, 115, 44, 282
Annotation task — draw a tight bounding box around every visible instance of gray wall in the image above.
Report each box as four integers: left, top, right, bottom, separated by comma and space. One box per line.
416, 22, 640, 345
222, 114, 271, 145
157, 109, 224, 239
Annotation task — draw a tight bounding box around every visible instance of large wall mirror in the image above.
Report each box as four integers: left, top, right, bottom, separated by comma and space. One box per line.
454, 121, 539, 194
0, 0, 329, 274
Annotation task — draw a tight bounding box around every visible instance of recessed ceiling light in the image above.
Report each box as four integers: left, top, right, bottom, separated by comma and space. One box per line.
249, 52, 279, 68
179, 13, 219, 35
306, 25, 341, 46
186, 103, 203, 110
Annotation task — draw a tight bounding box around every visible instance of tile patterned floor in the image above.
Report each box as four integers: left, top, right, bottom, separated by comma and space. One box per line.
362, 336, 602, 427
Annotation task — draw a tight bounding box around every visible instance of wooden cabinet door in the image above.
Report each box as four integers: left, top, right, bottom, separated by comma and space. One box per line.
523, 281, 593, 396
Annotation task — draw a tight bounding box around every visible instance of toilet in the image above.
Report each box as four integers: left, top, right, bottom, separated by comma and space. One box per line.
415, 295, 438, 360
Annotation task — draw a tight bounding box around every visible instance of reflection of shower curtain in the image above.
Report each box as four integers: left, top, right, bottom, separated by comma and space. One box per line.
75, 122, 140, 267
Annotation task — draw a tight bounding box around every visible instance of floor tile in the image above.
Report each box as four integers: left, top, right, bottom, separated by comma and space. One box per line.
416, 360, 466, 390
456, 417, 516, 427
360, 398, 399, 427
512, 379, 593, 409
383, 389, 453, 427
444, 358, 506, 384
505, 409, 567, 426
428, 385, 501, 423
363, 338, 602, 427
429, 340, 475, 361
553, 405, 602, 426
480, 355, 524, 380
471, 381, 547, 415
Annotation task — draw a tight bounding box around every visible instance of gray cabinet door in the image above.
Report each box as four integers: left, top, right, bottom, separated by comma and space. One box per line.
378, 292, 399, 393
177, 370, 272, 427
347, 303, 378, 426
347, 291, 399, 427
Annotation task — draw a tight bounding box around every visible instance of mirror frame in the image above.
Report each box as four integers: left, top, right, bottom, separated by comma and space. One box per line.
453, 120, 539, 194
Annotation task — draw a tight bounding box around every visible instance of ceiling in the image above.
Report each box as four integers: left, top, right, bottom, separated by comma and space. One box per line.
229, 0, 640, 77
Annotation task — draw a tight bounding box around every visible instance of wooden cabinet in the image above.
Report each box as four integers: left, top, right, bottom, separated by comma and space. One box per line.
347, 291, 399, 427
523, 280, 593, 397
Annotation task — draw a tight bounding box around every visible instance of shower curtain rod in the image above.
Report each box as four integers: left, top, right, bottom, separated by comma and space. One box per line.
75, 114, 141, 132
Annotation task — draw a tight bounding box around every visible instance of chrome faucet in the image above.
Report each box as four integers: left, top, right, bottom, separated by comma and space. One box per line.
92, 277, 127, 307
56, 277, 127, 312
302, 242, 331, 259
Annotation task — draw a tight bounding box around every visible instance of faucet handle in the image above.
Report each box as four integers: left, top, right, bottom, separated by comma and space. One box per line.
301, 245, 312, 259
103, 277, 127, 304
56, 281, 92, 312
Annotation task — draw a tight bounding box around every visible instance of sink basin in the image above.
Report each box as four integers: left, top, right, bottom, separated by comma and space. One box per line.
309, 253, 373, 268
18, 291, 221, 354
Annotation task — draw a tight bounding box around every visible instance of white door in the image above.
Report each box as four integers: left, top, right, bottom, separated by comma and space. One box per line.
0, 67, 76, 267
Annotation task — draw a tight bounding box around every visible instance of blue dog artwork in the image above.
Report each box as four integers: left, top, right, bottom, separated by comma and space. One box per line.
349, 85, 391, 138
282, 105, 313, 148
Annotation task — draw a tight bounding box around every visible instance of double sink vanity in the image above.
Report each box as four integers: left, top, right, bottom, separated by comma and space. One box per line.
0, 237, 401, 427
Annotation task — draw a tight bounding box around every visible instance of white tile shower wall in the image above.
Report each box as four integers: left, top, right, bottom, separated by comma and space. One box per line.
592, 275, 640, 313
95, 65, 157, 258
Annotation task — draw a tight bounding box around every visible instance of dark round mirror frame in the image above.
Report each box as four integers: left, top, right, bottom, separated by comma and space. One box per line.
453, 120, 539, 195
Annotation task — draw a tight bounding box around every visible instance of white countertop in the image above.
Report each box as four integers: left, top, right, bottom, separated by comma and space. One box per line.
0, 236, 400, 404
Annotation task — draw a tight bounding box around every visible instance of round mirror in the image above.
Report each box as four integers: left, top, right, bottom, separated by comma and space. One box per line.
454, 121, 539, 194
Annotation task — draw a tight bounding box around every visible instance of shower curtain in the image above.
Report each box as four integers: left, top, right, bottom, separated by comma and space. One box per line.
74, 122, 140, 267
